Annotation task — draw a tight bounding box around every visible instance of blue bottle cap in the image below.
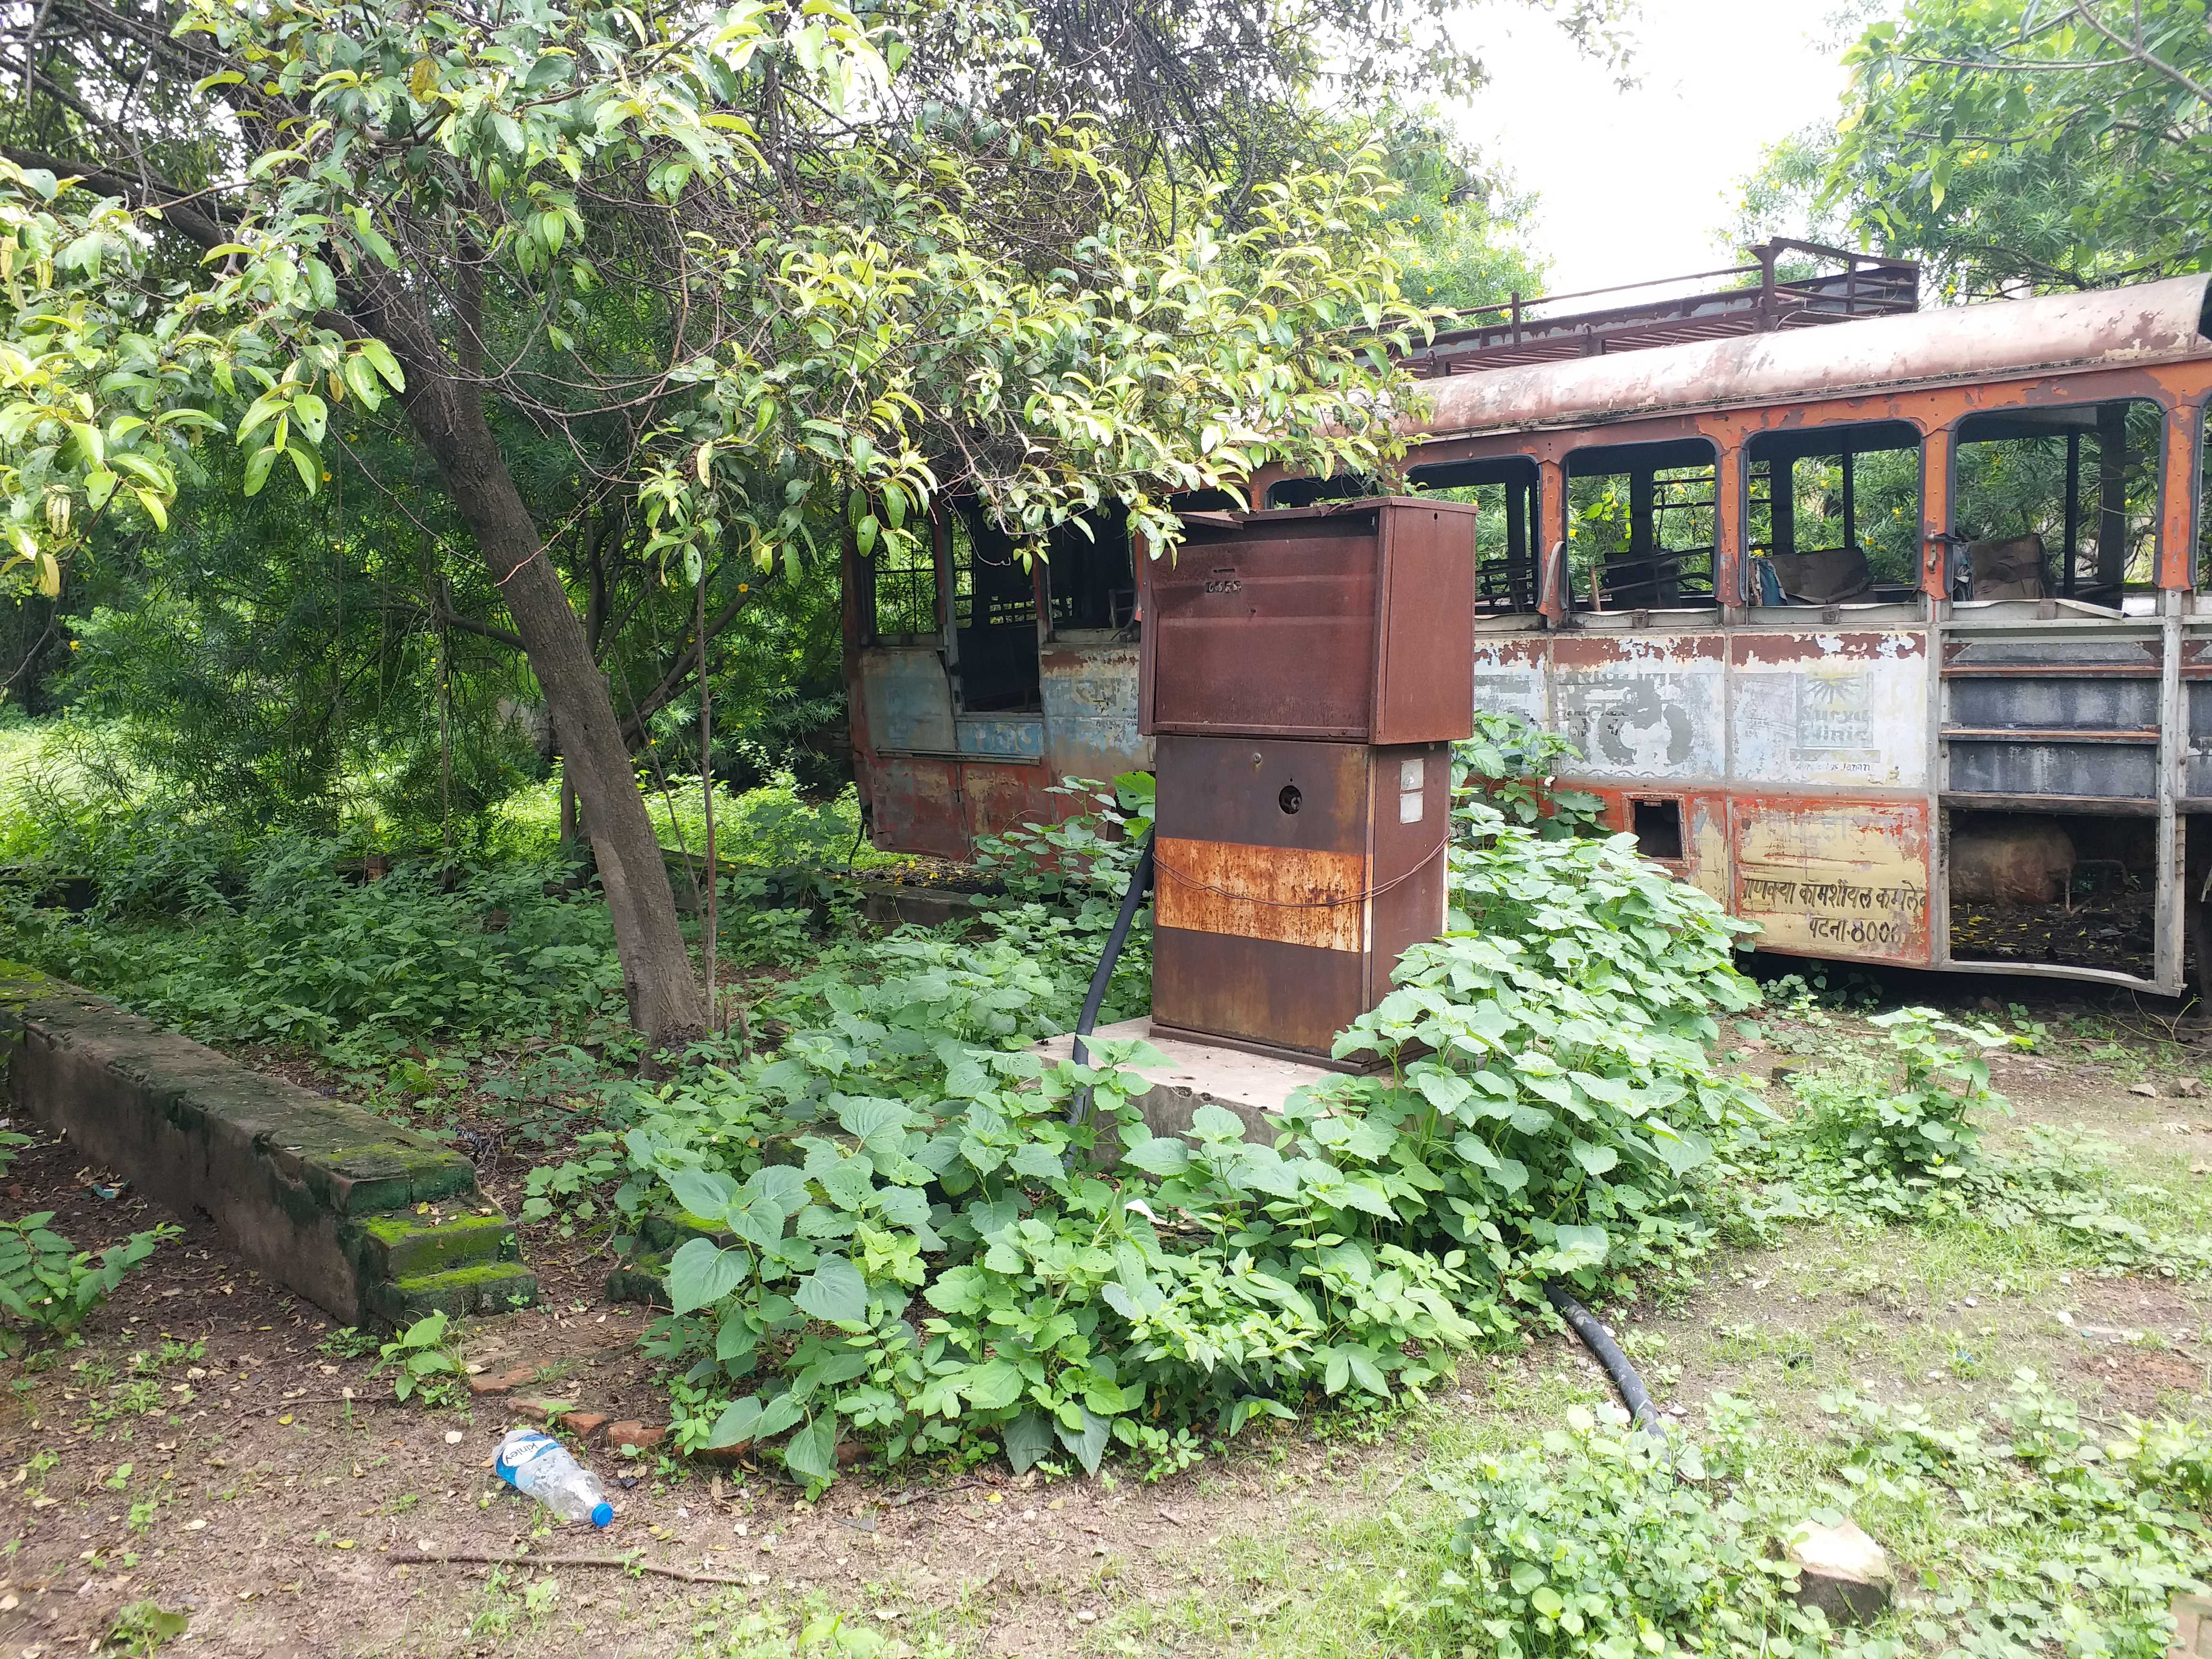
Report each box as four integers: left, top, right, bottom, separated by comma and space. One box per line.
590, 1501, 613, 1528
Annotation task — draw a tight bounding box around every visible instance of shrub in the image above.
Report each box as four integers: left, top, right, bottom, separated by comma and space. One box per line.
588, 783, 1766, 1492
0, 1214, 178, 1353
3, 834, 627, 1056
1430, 1403, 1821, 1655
1785, 1007, 2009, 1217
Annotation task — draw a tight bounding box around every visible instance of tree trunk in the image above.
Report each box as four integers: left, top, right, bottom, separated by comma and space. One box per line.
393, 362, 707, 1048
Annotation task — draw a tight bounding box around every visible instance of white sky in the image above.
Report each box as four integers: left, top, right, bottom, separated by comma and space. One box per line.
1454, 0, 1861, 296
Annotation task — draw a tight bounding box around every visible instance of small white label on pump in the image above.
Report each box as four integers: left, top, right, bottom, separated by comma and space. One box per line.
1399, 791, 1424, 824
1399, 757, 1425, 791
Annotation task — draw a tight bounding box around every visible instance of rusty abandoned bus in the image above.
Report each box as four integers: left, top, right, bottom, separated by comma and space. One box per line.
842, 242, 2212, 997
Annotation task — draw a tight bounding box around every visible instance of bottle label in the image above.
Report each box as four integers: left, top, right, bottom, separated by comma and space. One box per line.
495, 1431, 561, 1485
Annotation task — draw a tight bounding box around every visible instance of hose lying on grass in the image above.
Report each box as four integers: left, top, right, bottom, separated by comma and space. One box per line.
1061, 830, 1664, 1439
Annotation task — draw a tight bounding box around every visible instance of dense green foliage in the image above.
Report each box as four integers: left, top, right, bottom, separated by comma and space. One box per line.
1741, 0, 2212, 300
2, 832, 627, 1057
510, 779, 1767, 1495
1421, 1373, 2212, 1658
0, 1212, 176, 1354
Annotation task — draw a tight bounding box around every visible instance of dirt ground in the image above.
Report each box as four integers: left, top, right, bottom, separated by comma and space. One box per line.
3, 978, 2211, 1657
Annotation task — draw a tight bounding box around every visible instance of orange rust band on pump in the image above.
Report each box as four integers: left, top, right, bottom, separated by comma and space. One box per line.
1152, 836, 1369, 953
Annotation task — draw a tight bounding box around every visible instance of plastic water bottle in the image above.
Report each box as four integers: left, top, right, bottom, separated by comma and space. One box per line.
494, 1428, 613, 1527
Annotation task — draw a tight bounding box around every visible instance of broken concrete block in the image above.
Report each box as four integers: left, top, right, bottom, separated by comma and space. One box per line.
1788, 1518, 1892, 1626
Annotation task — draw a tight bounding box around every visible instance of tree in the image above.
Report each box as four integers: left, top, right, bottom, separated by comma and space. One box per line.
0, 0, 1452, 1046
1742, 0, 2212, 300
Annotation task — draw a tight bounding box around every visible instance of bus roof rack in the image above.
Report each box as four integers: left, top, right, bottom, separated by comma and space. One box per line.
1404, 239, 1919, 378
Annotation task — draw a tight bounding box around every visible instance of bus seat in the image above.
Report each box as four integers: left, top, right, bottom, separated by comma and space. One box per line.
1768, 545, 1873, 603
1966, 534, 2046, 600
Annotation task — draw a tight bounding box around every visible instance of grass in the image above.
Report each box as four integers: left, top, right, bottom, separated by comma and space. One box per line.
3, 721, 2208, 1655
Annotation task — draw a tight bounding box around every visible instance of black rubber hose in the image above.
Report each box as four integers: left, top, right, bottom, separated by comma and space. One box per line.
1067, 828, 1155, 1125
1545, 1280, 1665, 1439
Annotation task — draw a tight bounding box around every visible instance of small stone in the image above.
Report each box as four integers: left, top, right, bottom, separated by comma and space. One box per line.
605, 1420, 665, 1452
468, 1365, 537, 1397
2129, 1082, 2159, 1097
1787, 1519, 1892, 1626
443, 1431, 465, 1445
2178, 1076, 2204, 1100
562, 1412, 609, 1440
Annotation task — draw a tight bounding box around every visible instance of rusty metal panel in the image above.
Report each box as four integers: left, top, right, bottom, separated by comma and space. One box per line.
1040, 644, 1150, 782
1685, 794, 1731, 908
866, 755, 968, 859
1550, 634, 1725, 780
1365, 745, 1453, 1005
1153, 735, 1370, 849
959, 763, 1057, 844
1374, 505, 1479, 743
1733, 796, 1933, 964
1151, 736, 1450, 1057
1154, 838, 1369, 951
1152, 931, 1368, 1060
1414, 274, 2212, 443
1143, 501, 1476, 742
858, 648, 956, 754
1732, 630, 1929, 789
1146, 519, 1379, 737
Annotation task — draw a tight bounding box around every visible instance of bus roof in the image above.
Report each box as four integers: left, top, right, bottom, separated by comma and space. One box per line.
1409, 273, 2212, 442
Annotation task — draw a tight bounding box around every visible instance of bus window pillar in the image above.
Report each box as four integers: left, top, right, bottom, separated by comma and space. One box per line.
1537, 457, 1571, 624
2157, 401, 2201, 596
1715, 443, 1745, 615
1920, 425, 1954, 604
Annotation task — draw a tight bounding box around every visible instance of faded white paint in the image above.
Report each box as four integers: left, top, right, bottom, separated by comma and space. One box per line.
861, 649, 956, 754
1552, 646, 1726, 781
1732, 633, 1929, 789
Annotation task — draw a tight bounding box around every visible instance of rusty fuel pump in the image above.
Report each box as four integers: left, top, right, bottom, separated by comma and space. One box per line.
1137, 499, 1479, 1062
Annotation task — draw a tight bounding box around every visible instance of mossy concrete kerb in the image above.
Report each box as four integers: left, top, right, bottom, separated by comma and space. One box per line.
0, 962, 535, 1327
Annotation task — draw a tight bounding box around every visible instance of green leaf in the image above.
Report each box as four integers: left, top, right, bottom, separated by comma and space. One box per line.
707, 1395, 763, 1449
1055, 1405, 1110, 1475
241, 444, 278, 497
793, 1255, 868, 1325
1121, 1136, 1190, 1176
753, 1391, 805, 1441
782, 1414, 839, 1486
959, 1358, 1024, 1410
1002, 1409, 1053, 1474
1344, 1349, 1388, 1396
666, 1168, 737, 1222
1647, 1124, 1713, 1177
1570, 1140, 1620, 1178
667, 1238, 748, 1316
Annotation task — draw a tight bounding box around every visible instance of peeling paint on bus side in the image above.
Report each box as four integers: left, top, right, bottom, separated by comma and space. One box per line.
1549, 633, 1727, 781
1042, 644, 1152, 784
1732, 630, 1929, 790
1731, 794, 1933, 964
858, 649, 956, 755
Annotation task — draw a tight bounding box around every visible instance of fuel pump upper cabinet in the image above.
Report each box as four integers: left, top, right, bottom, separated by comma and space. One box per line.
1140, 501, 1479, 1060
